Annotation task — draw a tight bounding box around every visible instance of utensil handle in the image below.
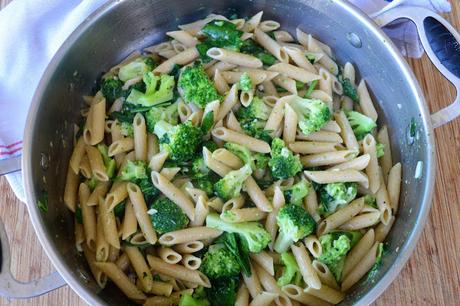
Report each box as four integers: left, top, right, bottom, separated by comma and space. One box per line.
0, 156, 22, 176
373, 5, 460, 128
0, 218, 65, 298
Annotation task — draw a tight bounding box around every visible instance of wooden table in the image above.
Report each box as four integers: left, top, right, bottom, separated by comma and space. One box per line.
0, 1, 459, 305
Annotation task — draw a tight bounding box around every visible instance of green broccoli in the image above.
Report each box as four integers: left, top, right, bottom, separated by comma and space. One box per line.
224, 142, 254, 169
318, 232, 357, 281
274, 204, 316, 253
235, 97, 271, 121
118, 160, 159, 202
346, 111, 377, 140
240, 39, 277, 66
192, 157, 211, 178
282, 178, 310, 205
205, 276, 240, 306
239, 119, 273, 143
178, 62, 223, 108
101, 77, 124, 105
200, 244, 240, 279
149, 197, 189, 234
118, 160, 148, 181
154, 120, 203, 162
289, 97, 331, 135
254, 153, 270, 170
277, 251, 303, 286
144, 102, 179, 133
126, 72, 175, 107
268, 138, 302, 180
86, 176, 98, 191
194, 178, 215, 196
239, 72, 253, 91
120, 121, 134, 137
197, 20, 243, 63
118, 57, 156, 82
206, 213, 271, 253
216, 232, 251, 276
376, 142, 385, 158
340, 77, 359, 102
202, 140, 219, 153
318, 182, 358, 217
180, 287, 210, 306
214, 164, 252, 201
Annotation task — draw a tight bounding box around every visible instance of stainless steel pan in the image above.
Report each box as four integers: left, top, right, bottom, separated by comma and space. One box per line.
0, 0, 459, 304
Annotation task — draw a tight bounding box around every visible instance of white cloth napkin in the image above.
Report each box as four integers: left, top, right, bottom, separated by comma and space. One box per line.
0, 0, 451, 202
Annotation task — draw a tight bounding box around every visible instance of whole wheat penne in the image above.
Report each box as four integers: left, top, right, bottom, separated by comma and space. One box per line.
269, 63, 320, 83
282, 284, 331, 306
317, 197, 365, 235
377, 125, 393, 182
254, 28, 288, 62
291, 243, 321, 290
328, 154, 370, 171
236, 284, 250, 306
334, 111, 359, 151
82, 245, 107, 289
158, 227, 222, 246
127, 183, 157, 244
207, 48, 263, 68
297, 131, 343, 143
154, 47, 199, 74
250, 251, 275, 276
124, 245, 153, 292
342, 229, 375, 280
212, 127, 270, 153
64, 165, 79, 212
387, 163, 402, 212
158, 247, 183, 264
304, 283, 345, 304
95, 262, 147, 300
304, 236, 322, 258
147, 255, 211, 287
174, 241, 204, 254
341, 242, 380, 291
300, 150, 358, 167
304, 170, 369, 189
357, 80, 378, 121
244, 262, 263, 298
79, 183, 96, 250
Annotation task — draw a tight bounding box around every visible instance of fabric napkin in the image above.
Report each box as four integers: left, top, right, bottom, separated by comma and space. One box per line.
0, 0, 452, 202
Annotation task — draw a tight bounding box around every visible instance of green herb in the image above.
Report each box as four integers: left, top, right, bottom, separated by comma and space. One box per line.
37, 192, 48, 213
304, 80, 318, 98
240, 39, 277, 66
201, 111, 214, 134
75, 206, 83, 224
197, 20, 243, 62
341, 77, 359, 102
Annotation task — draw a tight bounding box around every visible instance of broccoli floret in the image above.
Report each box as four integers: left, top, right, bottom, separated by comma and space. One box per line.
318, 183, 358, 217
239, 119, 273, 143
274, 204, 316, 253
197, 20, 243, 63
277, 251, 303, 286
118, 160, 148, 181
239, 72, 253, 91
144, 102, 179, 133
118, 57, 155, 82
240, 39, 277, 66
345, 111, 377, 140
178, 63, 223, 108
282, 178, 310, 205
96, 144, 116, 178
206, 213, 271, 253
101, 77, 124, 105
154, 120, 203, 162
194, 178, 215, 196
318, 233, 352, 281
180, 287, 210, 306
192, 157, 211, 178
236, 97, 271, 121
86, 176, 98, 191
289, 97, 331, 135
216, 232, 251, 276
214, 164, 252, 201
341, 78, 359, 102
254, 153, 270, 170
268, 138, 302, 180
120, 121, 134, 137
118, 160, 159, 201
126, 72, 175, 107
376, 142, 385, 158
201, 244, 240, 278
149, 197, 189, 234
205, 276, 240, 306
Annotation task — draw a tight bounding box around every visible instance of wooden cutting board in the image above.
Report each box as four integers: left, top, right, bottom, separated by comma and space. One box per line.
0, 0, 459, 305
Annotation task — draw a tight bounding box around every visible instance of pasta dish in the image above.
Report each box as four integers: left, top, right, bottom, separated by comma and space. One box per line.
63, 11, 402, 306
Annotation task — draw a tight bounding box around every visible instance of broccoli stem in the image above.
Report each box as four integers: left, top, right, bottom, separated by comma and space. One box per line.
273, 231, 293, 253
154, 120, 174, 140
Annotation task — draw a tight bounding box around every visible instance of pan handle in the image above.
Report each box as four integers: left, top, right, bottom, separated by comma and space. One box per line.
0, 218, 65, 298
373, 5, 460, 128
0, 156, 21, 176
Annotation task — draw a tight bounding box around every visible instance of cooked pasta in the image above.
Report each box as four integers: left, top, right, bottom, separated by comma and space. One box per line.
63, 11, 402, 305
